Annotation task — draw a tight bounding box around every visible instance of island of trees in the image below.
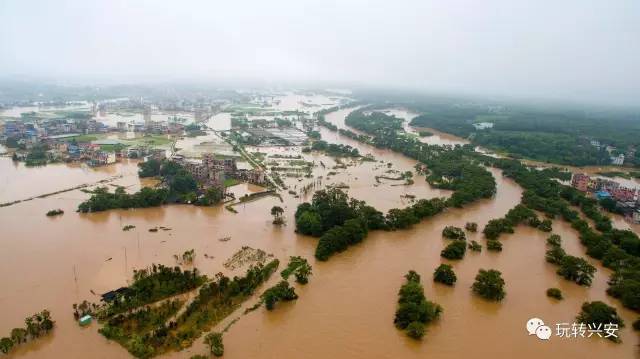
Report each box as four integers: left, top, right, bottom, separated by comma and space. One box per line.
472, 269, 506, 301
78, 160, 224, 213
394, 271, 442, 340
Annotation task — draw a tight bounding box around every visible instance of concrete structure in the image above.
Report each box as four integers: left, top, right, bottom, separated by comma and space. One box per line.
178, 155, 226, 191
611, 154, 625, 165
571, 173, 590, 192
143, 106, 152, 130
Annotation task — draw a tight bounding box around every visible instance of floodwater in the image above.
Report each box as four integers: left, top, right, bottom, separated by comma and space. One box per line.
0, 101, 638, 359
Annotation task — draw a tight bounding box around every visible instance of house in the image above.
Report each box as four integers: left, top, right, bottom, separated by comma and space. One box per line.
611, 154, 625, 166
101, 287, 130, 302
571, 173, 590, 192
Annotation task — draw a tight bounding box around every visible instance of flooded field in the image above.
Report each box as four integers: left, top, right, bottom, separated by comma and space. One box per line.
0, 101, 639, 359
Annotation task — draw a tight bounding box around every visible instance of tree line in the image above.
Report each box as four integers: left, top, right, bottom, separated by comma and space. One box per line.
486, 156, 640, 312
79, 160, 224, 212
0, 310, 55, 354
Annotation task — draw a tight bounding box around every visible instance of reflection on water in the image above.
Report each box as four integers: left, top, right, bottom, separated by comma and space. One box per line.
0, 98, 638, 359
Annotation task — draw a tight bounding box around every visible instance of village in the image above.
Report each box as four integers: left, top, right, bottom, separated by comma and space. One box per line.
571, 173, 640, 223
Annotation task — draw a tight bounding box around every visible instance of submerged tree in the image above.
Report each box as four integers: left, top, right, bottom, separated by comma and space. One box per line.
204, 332, 224, 357
433, 264, 457, 286
271, 205, 285, 225
472, 269, 506, 301
576, 301, 624, 342
394, 270, 442, 340
0, 337, 13, 354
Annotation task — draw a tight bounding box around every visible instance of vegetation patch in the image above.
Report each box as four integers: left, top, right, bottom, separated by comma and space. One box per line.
0, 310, 55, 355
280, 256, 312, 284
468, 240, 482, 252
576, 301, 624, 342
546, 288, 563, 300
97, 260, 279, 357
433, 264, 457, 286
441, 240, 466, 260
465, 222, 478, 232
442, 226, 466, 240
261, 280, 299, 310
46, 208, 64, 216
394, 271, 442, 340
472, 269, 506, 301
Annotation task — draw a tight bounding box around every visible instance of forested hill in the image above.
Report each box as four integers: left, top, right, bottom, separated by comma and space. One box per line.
364, 93, 640, 167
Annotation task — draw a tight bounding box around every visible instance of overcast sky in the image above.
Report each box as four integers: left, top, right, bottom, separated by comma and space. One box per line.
1, 0, 638, 105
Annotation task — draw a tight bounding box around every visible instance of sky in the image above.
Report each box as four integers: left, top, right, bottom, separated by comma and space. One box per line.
0, 0, 639, 105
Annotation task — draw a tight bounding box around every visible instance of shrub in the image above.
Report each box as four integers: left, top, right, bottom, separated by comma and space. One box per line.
46, 209, 64, 216
433, 264, 457, 286
441, 241, 466, 260
465, 222, 478, 232
486, 240, 502, 252
546, 288, 563, 300
442, 226, 466, 240
406, 321, 426, 339
468, 240, 482, 252
472, 269, 506, 301
261, 281, 298, 310
204, 332, 224, 357
545, 246, 566, 264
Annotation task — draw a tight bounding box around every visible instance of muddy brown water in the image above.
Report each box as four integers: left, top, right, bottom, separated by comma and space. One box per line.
0, 105, 638, 358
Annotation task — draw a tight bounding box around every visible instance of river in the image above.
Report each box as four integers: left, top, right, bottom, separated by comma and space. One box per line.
0, 98, 638, 358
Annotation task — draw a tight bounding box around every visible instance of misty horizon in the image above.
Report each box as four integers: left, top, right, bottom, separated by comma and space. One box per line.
1, 0, 639, 106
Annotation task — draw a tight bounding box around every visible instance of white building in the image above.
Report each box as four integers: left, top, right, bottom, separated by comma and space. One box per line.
472, 122, 494, 130
611, 154, 625, 166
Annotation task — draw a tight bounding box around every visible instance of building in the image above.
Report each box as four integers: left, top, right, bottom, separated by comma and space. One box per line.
634, 209, 640, 224
571, 173, 590, 192
178, 154, 226, 191
611, 187, 637, 202
202, 153, 237, 173
611, 154, 625, 166
472, 122, 494, 130
236, 168, 266, 185
143, 106, 152, 130
88, 151, 117, 166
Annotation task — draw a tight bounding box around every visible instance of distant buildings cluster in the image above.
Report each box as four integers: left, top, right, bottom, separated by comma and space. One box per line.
588, 140, 635, 166
571, 173, 640, 223
173, 153, 266, 192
